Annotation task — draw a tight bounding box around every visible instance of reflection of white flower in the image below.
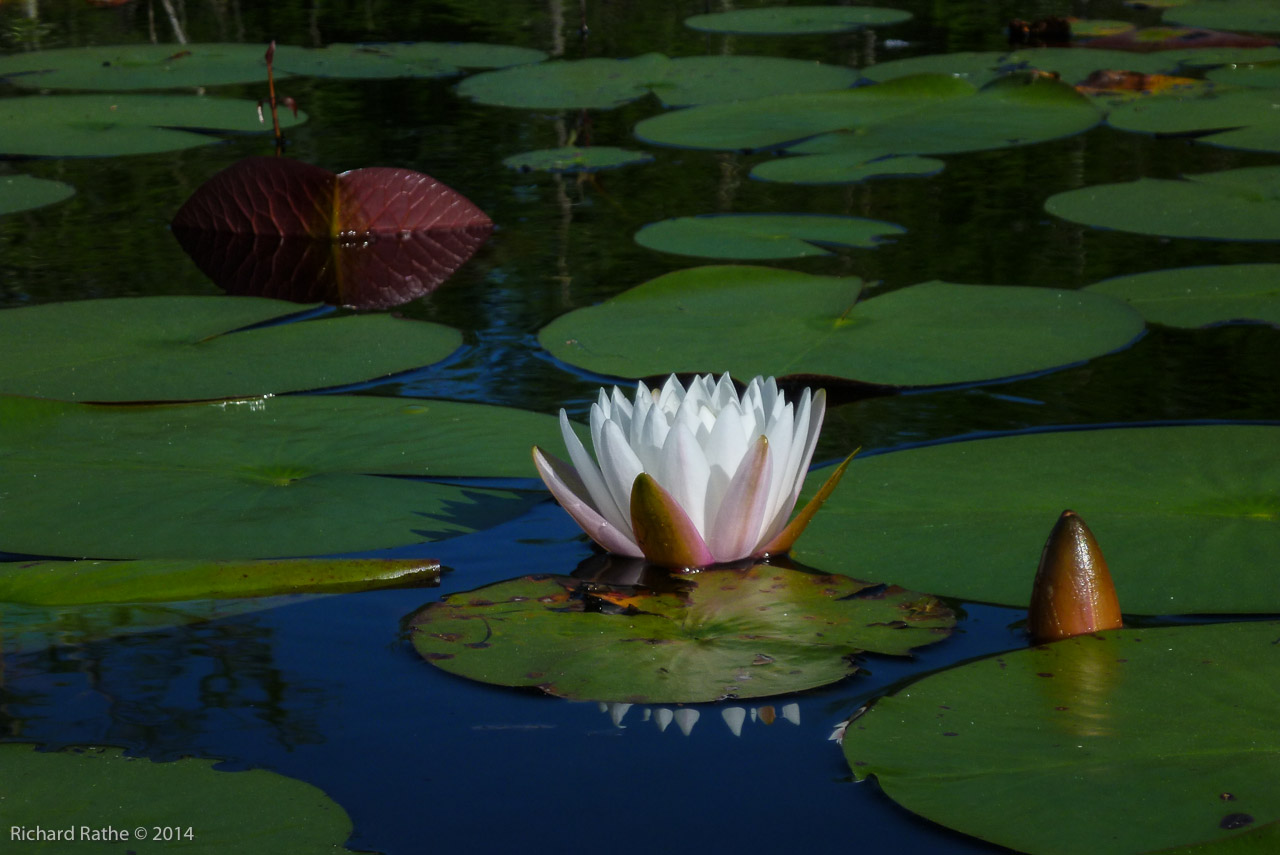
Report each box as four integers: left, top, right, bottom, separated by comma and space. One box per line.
533, 373, 844, 568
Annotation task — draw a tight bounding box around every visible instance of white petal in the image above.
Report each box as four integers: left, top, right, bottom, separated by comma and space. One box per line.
597, 418, 646, 518
760, 401, 795, 526
702, 402, 750, 524
656, 421, 711, 536
707, 436, 773, 561
533, 446, 643, 557
559, 410, 634, 538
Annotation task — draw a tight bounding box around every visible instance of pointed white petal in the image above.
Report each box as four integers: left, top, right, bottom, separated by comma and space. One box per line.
722, 707, 746, 738
656, 421, 711, 535
708, 435, 773, 561
597, 418, 646, 517
559, 410, 633, 538
532, 446, 643, 557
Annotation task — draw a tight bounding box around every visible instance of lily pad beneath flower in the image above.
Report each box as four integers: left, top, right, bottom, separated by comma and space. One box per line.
0, 394, 565, 558
408, 565, 953, 704
1107, 87, 1280, 154
540, 266, 1143, 387
0, 94, 306, 158
0, 558, 440, 605
633, 73, 1100, 161
502, 146, 654, 173
0, 296, 460, 401
457, 52, 859, 110
0, 174, 75, 215
0, 744, 354, 854
1084, 264, 1280, 327
794, 425, 1280, 613
1045, 166, 1280, 240
1165, 0, 1280, 32
684, 6, 911, 35
634, 214, 905, 259
0, 42, 546, 90
844, 622, 1280, 855
750, 153, 944, 185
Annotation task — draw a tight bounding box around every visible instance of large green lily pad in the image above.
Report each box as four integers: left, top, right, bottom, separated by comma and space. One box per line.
845, 622, 1280, 855
1165, 0, 1280, 32
0, 557, 440, 605
1084, 264, 1280, 327
750, 153, 944, 185
1045, 167, 1280, 240
0, 94, 306, 158
0, 42, 546, 90
539, 266, 1144, 387
634, 214, 905, 259
1208, 60, 1280, 87
794, 425, 1280, 613
0, 174, 76, 215
502, 146, 654, 173
0, 296, 460, 401
0, 393, 566, 559
1107, 86, 1280, 154
457, 52, 859, 110
684, 6, 911, 35
0, 744, 355, 854
407, 565, 954, 703
633, 73, 1100, 162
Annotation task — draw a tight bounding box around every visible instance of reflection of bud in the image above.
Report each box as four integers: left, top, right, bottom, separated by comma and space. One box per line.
1030, 634, 1120, 739
1028, 510, 1123, 643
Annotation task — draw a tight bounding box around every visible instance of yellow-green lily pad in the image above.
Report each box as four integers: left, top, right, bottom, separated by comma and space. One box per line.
408, 564, 954, 704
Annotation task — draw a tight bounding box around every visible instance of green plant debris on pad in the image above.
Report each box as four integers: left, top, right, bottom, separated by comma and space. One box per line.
0, 394, 568, 559
408, 565, 953, 704
1045, 167, 1280, 240
1107, 88, 1280, 155
0, 744, 356, 854
633, 73, 1100, 159
0, 558, 440, 606
684, 6, 911, 35
1084, 264, 1280, 327
794, 425, 1280, 613
750, 153, 943, 185
0, 94, 307, 158
844, 622, 1280, 855
0, 174, 75, 215
0, 42, 547, 90
1165, 0, 1280, 32
539, 266, 1144, 387
457, 52, 859, 110
634, 214, 905, 259
502, 146, 654, 173
0, 296, 460, 401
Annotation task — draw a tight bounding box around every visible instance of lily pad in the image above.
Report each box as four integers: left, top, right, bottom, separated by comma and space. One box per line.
0, 393, 566, 558
0, 744, 355, 854
457, 52, 859, 110
1045, 166, 1280, 240
0, 296, 461, 401
634, 214, 905, 259
0, 41, 546, 90
633, 73, 1100, 162
1107, 86, 1280, 154
539, 266, 1144, 387
750, 153, 944, 185
1165, 0, 1280, 32
794, 425, 1280, 613
407, 565, 954, 703
1084, 264, 1280, 327
845, 622, 1280, 855
684, 6, 911, 35
0, 558, 440, 605
1208, 59, 1280, 86
0, 94, 306, 158
0, 174, 75, 215
502, 146, 654, 173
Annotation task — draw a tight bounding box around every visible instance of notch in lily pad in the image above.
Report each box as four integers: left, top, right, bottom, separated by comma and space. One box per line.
407, 564, 954, 704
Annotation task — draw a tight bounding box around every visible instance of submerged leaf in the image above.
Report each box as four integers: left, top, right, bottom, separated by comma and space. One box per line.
408, 565, 953, 703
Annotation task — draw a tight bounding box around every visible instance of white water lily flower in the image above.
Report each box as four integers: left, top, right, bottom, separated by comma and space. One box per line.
532, 373, 850, 568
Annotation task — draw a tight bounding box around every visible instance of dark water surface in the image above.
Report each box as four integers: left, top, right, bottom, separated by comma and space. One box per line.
2, 1, 1278, 853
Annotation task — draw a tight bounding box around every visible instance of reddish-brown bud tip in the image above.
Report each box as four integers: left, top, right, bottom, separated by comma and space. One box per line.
1027, 510, 1123, 643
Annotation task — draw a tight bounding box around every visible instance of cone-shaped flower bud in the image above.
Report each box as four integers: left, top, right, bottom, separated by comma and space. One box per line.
1027, 509, 1123, 643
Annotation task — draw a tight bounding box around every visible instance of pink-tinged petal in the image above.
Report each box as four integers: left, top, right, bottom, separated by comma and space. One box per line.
757, 449, 855, 557
708, 435, 773, 562
559, 410, 633, 538
533, 446, 644, 557
630, 473, 715, 569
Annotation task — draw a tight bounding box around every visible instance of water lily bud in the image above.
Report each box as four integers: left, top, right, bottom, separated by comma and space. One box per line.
1027, 510, 1123, 643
